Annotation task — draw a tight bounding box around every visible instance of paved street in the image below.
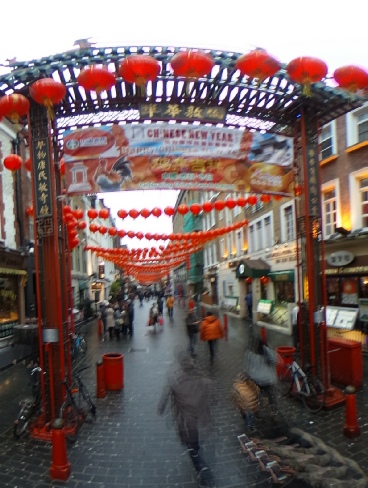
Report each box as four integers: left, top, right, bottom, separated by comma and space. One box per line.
0, 299, 367, 487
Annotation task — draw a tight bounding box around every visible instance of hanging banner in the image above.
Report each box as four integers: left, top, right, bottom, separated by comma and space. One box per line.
63, 124, 294, 195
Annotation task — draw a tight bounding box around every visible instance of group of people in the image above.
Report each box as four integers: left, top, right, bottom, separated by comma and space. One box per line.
99, 298, 134, 340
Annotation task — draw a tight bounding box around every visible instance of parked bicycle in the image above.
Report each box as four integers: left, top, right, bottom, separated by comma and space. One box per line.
279, 359, 325, 413
14, 366, 43, 438
70, 332, 87, 363
60, 366, 96, 442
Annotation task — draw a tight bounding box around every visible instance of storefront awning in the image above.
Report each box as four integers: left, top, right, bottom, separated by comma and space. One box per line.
269, 270, 295, 282
236, 259, 270, 279
0, 267, 27, 276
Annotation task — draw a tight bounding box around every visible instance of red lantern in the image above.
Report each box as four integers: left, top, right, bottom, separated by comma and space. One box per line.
99, 208, 110, 219
261, 276, 270, 285
24, 158, 32, 172
145, 233, 152, 240
119, 55, 160, 85
26, 206, 34, 217
333, 65, 368, 93
74, 209, 84, 220
236, 196, 247, 207
189, 203, 201, 215
0, 94, 30, 123
118, 230, 126, 238
214, 200, 226, 211
30, 78, 66, 118
89, 223, 99, 233
151, 207, 162, 218
87, 208, 98, 219
108, 227, 117, 236
3, 154, 23, 172
69, 238, 79, 249
170, 50, 214, 78
77, 220, 87, 230
273, 195, 283, 201
286, 57, 328, 95
260, 194, 271, 203
235, 49, 280, 83
294, 184, 303, 196
129, 209, 139, 219
117, 209, 128, 219
99, 226, 108, 235
178, 204, 189, 215
77, 66, 116, 94
136, 232, 144, 240
247, 195, 258, 206
164, 206, 175, 216
140, 208, 151, 218
68, 228, 78, 239
127, 230, 135, 239
246, 277, 252, 284
226, 198, 236, 209
202, 202, 213, 212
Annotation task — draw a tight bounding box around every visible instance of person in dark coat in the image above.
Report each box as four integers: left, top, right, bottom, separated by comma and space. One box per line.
127, 299, 134, 336
157, 351, 216, 488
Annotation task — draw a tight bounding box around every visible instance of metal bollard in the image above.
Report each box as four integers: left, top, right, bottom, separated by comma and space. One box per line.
50, 418, 71, 480
96, 359, 106, 398
343, 385, 361, 438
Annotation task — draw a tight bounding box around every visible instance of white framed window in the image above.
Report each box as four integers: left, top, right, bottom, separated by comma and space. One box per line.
319, 121, 337, 160
248, 211, 273, 252
346, 103, 368, 147
360, 178, 368, 227
321, 180, 339, 238
280, 201, 296, 242
220, 238, 225, 258
212, 242, 217, 263
236, 230, 242, 255
349, 168, 368, 230
264, 216, 272, 248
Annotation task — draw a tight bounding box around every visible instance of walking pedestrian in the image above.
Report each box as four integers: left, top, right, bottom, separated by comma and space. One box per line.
127, 298, 134, 336
106, 302, 115, 340
157, 350, 216, 488
199, 312, 224, 363
186, 305, 200, 356
245, 290, 253, 320
166, 294, 174, 318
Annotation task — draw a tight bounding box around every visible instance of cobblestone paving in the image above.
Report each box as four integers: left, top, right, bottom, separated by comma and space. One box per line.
0, 300, 367, 487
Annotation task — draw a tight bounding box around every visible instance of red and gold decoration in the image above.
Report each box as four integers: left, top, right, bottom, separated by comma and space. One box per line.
0, 94, 30, 123
3, 154, 23, 172
29, 78, 66, 119
235, 49, 280, 83
170, 49, 214, 79
333, 65, 368, 93
286, 57, 328, 95
77, 66, 116, 95
119, 55, 160, 86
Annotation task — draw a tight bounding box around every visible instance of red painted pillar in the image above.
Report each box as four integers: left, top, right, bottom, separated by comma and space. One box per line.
223, 314, 228, 341
96, 359, 106, 399
343, 386, 360, 438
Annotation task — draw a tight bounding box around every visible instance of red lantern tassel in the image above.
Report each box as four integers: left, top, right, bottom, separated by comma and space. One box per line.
45, 99, 55, 120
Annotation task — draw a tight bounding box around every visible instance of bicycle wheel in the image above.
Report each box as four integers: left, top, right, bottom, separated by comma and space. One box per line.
79, 337, 87, 355
60, 400, 83, 442
279, 364, 293, 397
301, 375, 325, 413
80, 383, 97, 418
13, 417, 30, 438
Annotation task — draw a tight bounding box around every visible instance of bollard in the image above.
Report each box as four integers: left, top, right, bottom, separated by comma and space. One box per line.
223, 313, 228, 341
343, 385, 361, 438
50, 418, 71, 481
96, 359, 106, 398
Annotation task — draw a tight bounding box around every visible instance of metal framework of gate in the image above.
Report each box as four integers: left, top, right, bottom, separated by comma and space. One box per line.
0, 45, 364, 430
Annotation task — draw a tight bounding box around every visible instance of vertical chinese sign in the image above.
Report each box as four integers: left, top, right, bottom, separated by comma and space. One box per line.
32, 137, 53, 218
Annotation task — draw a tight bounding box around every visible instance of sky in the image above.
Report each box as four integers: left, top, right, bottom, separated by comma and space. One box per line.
2, 0, 367, 248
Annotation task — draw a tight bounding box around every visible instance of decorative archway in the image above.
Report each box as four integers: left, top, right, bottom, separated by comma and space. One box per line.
1, 45, 366, 433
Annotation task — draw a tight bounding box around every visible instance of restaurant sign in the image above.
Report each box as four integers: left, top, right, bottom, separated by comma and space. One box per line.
326, 251, 354, 267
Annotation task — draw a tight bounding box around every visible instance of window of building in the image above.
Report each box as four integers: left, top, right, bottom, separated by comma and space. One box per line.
220, 238, 225, 259
319, 122, 336, 160
280, 203, 295, 242
361, 178, 368, 227
264, 216, 272, 248
346, 104, 368, 147
322, 188, 337, 237
358, 112, 368, 143
248, 212, 273, 252
236, 230, 242, 255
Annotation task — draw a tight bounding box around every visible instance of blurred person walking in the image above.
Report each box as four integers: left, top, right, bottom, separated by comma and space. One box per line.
199, 312, 224, 363
157, 351, 216, 488
166, 294, 174, 318
186, 305, 200, 356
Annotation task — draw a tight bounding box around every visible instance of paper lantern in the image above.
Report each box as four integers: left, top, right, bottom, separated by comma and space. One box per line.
0, 94, 30, 123
236, 49, 280, 82
286, 57, 328, 95
24, 158, 32, 172
99, 226, 108, 234
26, 206, 34, 217
260, 194, 271, 203
247, 195, 258, 205
117, 209, 128, 219
87, 209, 98, 219
119, 55, 160, 85
74, 209, 84, 220
140, 208, 151, 218
108, 227, 117, 236
164, 206, 175, 216
77, 66, 116, 94
3, 154, 23, 172
214, 200, 226, 211
333, 65, 368, 92
128, 209, 139, 219
226, 198, 236, 209
77, 220, 87, 230
170, 50, 214, 78
178, 204, 189, 215
236, 196, 247, 207
99, 208, 110, 219
30, 78, 66, 118
151, 207, 162, 218
202, 202, 213, 212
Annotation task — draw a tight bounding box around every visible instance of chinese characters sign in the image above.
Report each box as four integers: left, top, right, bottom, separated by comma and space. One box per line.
32, 138, 52, 218
139, 103, 226, 122
63, 123, 294, 195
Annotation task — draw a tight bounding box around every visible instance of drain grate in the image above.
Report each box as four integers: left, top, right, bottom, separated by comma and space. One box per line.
128, 347, 148, 353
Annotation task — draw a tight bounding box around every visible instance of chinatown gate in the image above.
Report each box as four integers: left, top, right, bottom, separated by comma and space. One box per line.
0, 45, 364, 435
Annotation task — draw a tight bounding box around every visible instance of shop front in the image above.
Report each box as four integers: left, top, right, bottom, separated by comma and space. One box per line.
235, 258, 270, 319
0, 248, 27, 348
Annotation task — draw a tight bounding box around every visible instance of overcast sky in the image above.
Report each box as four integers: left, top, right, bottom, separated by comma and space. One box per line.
2, 0, 367, 248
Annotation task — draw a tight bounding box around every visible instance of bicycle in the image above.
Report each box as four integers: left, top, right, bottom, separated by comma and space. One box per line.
279, 359, 325, 413
14, 366, 43, 438
70, 332, 87, 363
60, 366, 96, 442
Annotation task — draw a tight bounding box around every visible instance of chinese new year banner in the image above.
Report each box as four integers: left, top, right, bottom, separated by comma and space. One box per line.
63, 124, 294, 195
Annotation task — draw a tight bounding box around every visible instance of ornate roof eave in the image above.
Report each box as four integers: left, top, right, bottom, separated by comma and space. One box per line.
0, 45, 365, 136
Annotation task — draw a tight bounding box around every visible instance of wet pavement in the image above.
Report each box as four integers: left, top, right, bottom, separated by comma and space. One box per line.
0, 299, 367, 487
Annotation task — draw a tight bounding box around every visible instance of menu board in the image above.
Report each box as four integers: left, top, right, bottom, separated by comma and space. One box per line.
257, 300, 273, 314
326, 306, 358, 330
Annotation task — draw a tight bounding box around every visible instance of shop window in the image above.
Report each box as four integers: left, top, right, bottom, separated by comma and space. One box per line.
0, 275, 19, 324
360, 277, 368, 299
327, 278, 341, 306
319, 122, 336, 160
341, 277, 358, 305
322, 188, 337, 237
275, 281, 295, 304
